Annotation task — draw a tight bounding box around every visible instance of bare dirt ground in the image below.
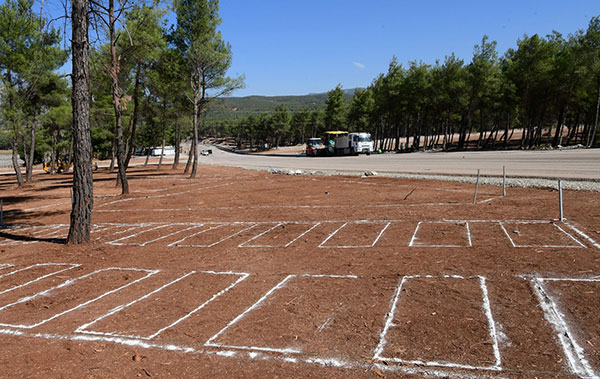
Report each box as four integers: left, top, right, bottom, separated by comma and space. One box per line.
0, 165, 599, 378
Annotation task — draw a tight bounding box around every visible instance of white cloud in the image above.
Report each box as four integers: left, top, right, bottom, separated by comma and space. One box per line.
353, 61, 365, 69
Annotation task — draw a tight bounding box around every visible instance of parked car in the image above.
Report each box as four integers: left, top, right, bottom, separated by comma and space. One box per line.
306, 138, 326, 157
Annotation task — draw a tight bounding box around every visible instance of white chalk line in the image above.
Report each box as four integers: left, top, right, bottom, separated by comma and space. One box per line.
319, 221, 392, 248
77, 270, 249, 340
172, 224, 260, 248
133, 225, 203, 247
529, 276, 597, 377
500, 221, 585, 248
205, 274, 358, 355
409, 221, 472, 248
0, 264, 13, 271
106, 224, 173, 246
0, 267, 159, 329
238, 223, 282, 248
239, 222, 323, 248
96, 182, 234, 208
95, 202, 473, 213
553, 223, 586, 248
0, 225, 57, 246
0, 225, 65, 246
0, 263, 80, 296
284, 223, 321, 248
3, 219, 591, 251
373, 275, 502, 372
0, 327, 495, 378
562, 220, 600, 249
478, 276, 501, 369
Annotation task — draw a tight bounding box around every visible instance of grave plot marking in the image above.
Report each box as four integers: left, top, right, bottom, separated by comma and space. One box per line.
76, 270, 249, 340
562, 220, 600, 249
106, 224, 174, 246
318, 221, 391, 248
133, 225, 203, 247
529, 276, 599, 378
408, 221, 472, 248
239, 222, 321, 248
93, 224, 145, 242
499, 221, 585, 248
0, 263, 80, 296
96, 182, 234, 208
205, 273, 358, 355
0, 326, 501, 378
169, 223, 259, 248
0, 267, 158, 329
373, 274, 501, 372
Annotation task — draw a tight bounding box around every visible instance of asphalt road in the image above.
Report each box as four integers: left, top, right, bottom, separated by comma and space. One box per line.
200, 145, 600, 180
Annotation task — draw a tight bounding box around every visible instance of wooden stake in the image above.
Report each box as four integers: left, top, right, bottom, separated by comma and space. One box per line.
473, 169, 480, 204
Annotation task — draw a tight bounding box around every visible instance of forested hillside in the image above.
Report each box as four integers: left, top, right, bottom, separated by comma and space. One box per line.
205, 92, 355, 122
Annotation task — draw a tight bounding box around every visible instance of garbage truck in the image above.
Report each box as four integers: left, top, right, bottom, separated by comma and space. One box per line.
324, 131, 374, 155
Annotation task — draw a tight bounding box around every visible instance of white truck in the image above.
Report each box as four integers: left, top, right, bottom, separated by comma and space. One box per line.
325, 131, 374, 155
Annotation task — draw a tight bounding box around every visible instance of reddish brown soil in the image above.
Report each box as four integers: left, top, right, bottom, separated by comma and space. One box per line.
0, 165, 599, 378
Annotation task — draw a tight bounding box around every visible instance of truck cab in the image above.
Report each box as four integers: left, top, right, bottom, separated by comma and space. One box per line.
350, 133, 374, 155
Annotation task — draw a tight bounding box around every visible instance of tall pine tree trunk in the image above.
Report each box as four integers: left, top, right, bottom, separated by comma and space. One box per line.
190, 87, 200, 178
158, 125, 166, 170
172, 122, 180, 169
109, 0, 128, 194
26, 122, 35, 182
184, 136, 194, 174
67, 0, 93, 244
50, 127, 57, 174
124, 64, 141, 170
22, 134, 30, 181
587, 79, 600, 147
11, 133, 24, 187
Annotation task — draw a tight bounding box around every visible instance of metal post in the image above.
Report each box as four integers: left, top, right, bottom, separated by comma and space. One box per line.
559, 180, 564, 221
502, 166, 506, 197
473, 169, 480, 204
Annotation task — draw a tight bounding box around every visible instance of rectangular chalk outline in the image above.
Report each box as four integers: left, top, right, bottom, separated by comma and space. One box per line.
499, 221, 585, 248
373, 274, 501, 372
409, 221, 472, 248
204, 273, 358, 354
92, 223, 144, 242
318, 220, 392, 248
169, 223, 259, 248
530, 276, 600, 378
106, 224, 202, 247
0, 267, 158, 329
239, 222, 321, 248
75, 270, 250, 340
0, 263, 80, 296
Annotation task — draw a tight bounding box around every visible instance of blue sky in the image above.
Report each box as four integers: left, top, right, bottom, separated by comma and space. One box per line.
216, 1, 599, 96
40, 0, 599, 97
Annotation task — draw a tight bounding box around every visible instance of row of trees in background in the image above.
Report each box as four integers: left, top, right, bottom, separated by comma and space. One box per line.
0, 0, 242, 191
228, 17, 600, 151
0, 0, 241, 242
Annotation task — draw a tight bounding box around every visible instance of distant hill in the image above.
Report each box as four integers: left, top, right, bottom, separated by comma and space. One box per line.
205, 89, 358, 122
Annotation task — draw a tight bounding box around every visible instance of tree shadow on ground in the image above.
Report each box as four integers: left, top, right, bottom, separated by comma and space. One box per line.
0, 229, 65, 245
